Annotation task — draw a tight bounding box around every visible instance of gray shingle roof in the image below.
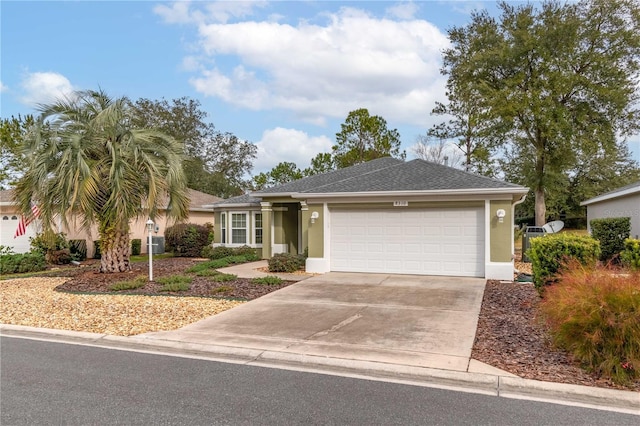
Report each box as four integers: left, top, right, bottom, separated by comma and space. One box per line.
581, 180, 640, 205
213, 193, 261, 206
255, 157, 404, 194
255, 158, 523, 195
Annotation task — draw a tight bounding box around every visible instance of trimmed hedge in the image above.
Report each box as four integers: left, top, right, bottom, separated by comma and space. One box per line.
268, 253, 306, 273
621, 238, 640, 271
0, 252, 47, 274
165, 223, 213, 257
590, 217, 631, 262
201, 245, 259, 261
528, 233, 600, 293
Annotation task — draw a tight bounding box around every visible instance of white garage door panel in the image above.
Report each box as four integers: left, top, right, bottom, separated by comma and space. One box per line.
0, 217, 39, 253
330, 208, 484, 277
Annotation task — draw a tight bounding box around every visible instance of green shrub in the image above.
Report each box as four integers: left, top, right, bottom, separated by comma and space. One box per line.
212, 273, 237, 282
528, 233, 600, 293
0, 252, 46, 274
204, 246, 235, 259
252, 276, 283, 285
157, 275, 192, 292
268, 253, 305, 273
195, 269, 221, 277
165, 223, 212, 257
232, 245, 259, 259
590, 217, 631, 263
69, 239, 87, 261
0, 245, 15, 255
131, 239, 142, 256
30, 232, 71, 264
540, 263, 640, 384
621, 238, 640, 271
110, 276, 146, 291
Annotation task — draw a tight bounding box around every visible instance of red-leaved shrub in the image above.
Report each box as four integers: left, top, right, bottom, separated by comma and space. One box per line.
539, 261, 640, 384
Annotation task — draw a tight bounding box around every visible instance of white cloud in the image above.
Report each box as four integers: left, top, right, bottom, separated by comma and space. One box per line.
19, 71, 75, 107
386, 1, 419, 20
253, 127, 333, 173
154, 0, 266, 25
0, 81, 7, 92
168, 5, 449, 130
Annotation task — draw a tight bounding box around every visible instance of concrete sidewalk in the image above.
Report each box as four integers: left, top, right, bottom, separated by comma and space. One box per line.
216, 260, 309, 281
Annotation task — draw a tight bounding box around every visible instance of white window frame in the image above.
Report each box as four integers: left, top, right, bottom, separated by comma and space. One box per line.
220, 212, 227, 244
230, 212, 248, 245
253, 212, 263, 246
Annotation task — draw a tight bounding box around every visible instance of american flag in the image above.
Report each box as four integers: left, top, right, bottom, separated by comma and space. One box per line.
14, 203, 41, 239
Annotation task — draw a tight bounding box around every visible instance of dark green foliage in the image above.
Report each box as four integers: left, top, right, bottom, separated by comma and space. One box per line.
131, 239, 141, 256
157, 275, 192, 292
30, 232, 68, 254
69, 239, 87, 261
540, 264, 640, 384
232, 245, 259, 260
590, 217, 631, 262
165, 223, 212, 257
110, 276, 146, 291
621, 238, 640, 270
528, 233, 600, 292
252, 276, 283, 285
0, 252, 46, 274
93, 241, 101, 259
268, 253, 306, 273
203, 245, 234, 259
202, 245, 258, 261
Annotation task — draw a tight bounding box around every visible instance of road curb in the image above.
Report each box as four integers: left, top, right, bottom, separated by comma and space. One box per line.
2, 324, 638, 415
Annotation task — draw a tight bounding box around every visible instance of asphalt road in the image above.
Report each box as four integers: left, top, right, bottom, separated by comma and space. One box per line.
1, 337, 637, 425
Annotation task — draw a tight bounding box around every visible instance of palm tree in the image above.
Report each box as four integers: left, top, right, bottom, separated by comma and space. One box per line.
15, 89, 189, 273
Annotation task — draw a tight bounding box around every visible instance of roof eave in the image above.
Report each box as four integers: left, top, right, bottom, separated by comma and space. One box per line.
293, 187, 529, 199
581, 186, 640, 206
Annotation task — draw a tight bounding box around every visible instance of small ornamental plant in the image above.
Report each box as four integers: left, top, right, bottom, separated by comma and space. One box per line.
539, 260, 640, 385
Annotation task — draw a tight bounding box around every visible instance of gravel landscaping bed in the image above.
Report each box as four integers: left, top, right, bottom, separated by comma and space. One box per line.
1, 257, 294, 336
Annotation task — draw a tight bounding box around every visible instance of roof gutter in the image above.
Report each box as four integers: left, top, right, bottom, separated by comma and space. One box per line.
293, 187, 529, 199
580, 185, 640, 206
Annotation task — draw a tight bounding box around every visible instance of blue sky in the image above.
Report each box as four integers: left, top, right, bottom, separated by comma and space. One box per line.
1, 0, 639, 175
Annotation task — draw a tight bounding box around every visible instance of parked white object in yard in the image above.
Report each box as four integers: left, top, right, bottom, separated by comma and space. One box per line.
542, 220, 564, 234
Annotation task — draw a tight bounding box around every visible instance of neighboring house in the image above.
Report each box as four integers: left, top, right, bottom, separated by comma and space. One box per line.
211, 158, 528, 280
581, 181, 640, 239
0, 188, 221, 256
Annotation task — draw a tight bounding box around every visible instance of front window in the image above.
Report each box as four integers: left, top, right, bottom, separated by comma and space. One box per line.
220, 213, 227, 244
231, 213, 247, 244
254, 213, 263, 244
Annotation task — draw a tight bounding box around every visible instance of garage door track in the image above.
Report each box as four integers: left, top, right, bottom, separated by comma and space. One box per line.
141, 272, 486, 372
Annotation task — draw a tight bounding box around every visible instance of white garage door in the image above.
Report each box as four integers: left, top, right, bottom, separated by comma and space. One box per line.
330, 207, 484, 277
0, 215, 39, 253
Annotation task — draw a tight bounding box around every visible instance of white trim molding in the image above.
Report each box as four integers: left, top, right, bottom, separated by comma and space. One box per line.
485, 262, 514, 281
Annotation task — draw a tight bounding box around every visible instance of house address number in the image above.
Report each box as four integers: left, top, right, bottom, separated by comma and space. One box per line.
393, 201, 408, 207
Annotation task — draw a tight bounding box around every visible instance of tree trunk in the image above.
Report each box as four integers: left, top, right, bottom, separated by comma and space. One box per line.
534, 187, 546, 226
99, 226, 131, 273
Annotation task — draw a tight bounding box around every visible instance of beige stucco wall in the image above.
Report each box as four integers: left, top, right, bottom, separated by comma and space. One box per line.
586, 194, 640, 239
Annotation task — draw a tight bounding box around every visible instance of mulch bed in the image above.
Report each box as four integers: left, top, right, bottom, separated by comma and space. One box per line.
52, 257, 296, 301
472, 280, 639, 391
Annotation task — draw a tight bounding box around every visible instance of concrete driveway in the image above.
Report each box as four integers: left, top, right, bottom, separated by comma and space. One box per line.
142, 272, 487, 372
